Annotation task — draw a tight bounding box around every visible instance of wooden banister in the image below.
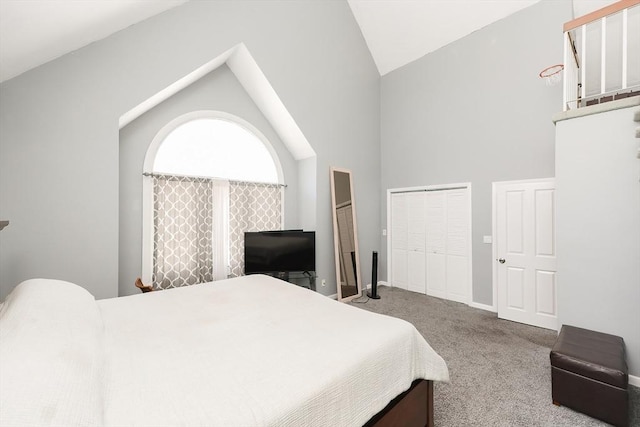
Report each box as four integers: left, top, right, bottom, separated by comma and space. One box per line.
564, 0, 640, 32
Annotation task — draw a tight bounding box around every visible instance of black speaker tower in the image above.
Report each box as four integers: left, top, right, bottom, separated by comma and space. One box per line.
367, 251, 380, 299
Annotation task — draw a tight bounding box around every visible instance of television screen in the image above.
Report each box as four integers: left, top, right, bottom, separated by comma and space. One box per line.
244, 230, 315, 274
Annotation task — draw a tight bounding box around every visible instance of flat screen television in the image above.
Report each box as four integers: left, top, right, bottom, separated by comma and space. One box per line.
244, 230, 315, 274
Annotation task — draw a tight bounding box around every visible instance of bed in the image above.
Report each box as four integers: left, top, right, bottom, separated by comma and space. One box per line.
0, 275, 449, 426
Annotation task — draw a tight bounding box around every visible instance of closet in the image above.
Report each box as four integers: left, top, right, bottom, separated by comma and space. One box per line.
388, 185, 470, 304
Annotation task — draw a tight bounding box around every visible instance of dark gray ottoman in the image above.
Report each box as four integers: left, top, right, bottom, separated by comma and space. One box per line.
550, 325, 628, 426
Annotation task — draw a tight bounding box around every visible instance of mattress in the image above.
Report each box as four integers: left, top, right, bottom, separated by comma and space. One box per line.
0, 275, 449, 426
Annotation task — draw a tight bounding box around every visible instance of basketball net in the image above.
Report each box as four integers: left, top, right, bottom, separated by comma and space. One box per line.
539, 64, 564, 86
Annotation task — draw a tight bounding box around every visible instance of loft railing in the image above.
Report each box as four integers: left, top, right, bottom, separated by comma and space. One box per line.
563, 0, 640, 110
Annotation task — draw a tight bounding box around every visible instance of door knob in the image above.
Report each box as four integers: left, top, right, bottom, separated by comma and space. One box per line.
497, 258, 506, 264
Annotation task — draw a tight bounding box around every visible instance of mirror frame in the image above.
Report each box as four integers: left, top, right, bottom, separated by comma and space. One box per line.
330, 167, 362, 302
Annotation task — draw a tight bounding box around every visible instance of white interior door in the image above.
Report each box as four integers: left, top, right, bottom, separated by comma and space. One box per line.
495, 179, 557, 330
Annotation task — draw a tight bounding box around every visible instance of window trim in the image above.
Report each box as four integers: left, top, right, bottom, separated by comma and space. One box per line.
141, 111, 285, 284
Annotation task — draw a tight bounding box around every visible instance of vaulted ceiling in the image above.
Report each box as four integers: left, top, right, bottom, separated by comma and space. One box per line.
0, 0, 188, 82
0, 0, 618, 83
348, 0, 541, 75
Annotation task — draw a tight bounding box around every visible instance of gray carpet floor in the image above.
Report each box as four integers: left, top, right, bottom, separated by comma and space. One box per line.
351, 286, 639, 426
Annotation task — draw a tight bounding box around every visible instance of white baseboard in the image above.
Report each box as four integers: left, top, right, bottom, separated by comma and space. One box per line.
372, 283, 495, 314
365, 281, 386, 290
468, 301, 497, 313
326, 281, 386, 300
629, 374, 640, 388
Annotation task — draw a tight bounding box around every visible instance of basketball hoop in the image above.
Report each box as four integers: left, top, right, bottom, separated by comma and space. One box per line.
539, 64, 564, 86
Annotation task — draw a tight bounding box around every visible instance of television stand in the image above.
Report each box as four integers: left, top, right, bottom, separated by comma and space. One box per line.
274, 271, 290, 282
268, 271, 316, 291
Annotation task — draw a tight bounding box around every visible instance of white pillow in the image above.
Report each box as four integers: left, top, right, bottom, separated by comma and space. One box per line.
0, 279, 105, 427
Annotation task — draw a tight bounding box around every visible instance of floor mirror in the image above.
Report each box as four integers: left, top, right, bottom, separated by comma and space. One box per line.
330, 167, 362, 302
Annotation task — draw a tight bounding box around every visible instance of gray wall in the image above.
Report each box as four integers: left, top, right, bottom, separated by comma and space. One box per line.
0, 0, 380, 300
379, 0, 572, 305
298, 156, 317, 233
119, 64, 299, 297
555, 103, 640, 376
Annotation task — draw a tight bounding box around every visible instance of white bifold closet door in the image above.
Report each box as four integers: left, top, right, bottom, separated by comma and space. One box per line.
390, 192, 426, 293
425, 189, 469, 303
390, 187, 470, 304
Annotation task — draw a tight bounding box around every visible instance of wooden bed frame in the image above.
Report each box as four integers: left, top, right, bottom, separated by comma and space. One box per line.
366, 379, 434, 427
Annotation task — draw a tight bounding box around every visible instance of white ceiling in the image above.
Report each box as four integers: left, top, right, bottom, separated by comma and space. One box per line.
348, 0, 542, 75
0, 0, 188, 83
0, 0, 619, 83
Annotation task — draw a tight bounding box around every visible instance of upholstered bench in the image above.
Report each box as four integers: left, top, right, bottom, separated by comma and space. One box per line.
550, 325, 628, 426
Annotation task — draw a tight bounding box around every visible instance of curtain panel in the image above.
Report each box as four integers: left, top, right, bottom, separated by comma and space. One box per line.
152, 175, 283, 289
228, 182, 283, 277
152, 175, 214, 289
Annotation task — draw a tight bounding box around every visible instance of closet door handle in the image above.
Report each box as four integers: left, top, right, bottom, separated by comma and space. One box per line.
497, 258, 506, 264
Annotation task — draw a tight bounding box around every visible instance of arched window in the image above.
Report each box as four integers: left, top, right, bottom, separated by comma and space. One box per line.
142, 112, 284, 289
153, 118, 279, 183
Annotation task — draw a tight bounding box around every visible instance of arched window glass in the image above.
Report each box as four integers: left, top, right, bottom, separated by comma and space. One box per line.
153, 118, 279, 183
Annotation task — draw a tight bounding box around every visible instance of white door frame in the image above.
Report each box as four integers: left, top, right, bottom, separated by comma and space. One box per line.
491, 177, 556, 312
387, 182, 473, 304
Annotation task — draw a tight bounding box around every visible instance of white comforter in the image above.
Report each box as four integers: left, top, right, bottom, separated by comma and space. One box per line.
1, 275, 449, 427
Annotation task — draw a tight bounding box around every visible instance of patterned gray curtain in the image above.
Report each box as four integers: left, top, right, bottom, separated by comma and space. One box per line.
152, 175, 213, 289
228, 182, 283, 277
